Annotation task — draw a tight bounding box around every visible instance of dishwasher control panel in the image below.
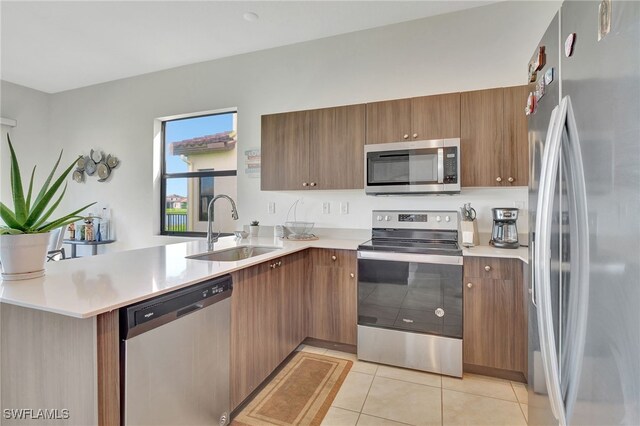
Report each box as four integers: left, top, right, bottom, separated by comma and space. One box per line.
120, 274, 232, 339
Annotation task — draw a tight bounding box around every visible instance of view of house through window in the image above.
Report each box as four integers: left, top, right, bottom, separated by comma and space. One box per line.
162, 111, 238, 235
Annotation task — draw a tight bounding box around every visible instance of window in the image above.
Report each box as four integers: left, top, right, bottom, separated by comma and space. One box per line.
161, 111, 238, 236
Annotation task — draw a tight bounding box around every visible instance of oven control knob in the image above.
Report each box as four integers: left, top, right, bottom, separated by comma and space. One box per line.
384, 215, 392, 221
436, 215, 441, 222
445, 216, 451, 222
376, 215, 383, 221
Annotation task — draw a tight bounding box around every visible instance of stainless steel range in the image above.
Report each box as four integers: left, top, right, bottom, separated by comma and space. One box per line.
357, 210, 463, 377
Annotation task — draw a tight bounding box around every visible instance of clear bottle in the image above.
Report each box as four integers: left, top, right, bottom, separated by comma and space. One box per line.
101, 208, 111, 241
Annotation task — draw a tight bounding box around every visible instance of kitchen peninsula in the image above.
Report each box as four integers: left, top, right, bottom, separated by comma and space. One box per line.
0, 234, 526, 425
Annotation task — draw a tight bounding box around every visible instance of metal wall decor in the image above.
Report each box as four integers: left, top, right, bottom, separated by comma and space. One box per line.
73, 149, 120, 183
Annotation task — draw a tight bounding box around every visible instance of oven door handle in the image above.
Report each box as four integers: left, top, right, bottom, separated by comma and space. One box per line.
357, 250, 463, 266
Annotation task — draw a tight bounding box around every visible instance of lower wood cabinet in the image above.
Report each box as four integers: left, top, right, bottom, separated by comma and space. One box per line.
463, 256, 527, 381
230, 250, 307, 409
306, 249, 358, 345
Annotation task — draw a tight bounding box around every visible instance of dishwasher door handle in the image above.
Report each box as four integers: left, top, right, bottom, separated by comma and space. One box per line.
177, 303, 204, 318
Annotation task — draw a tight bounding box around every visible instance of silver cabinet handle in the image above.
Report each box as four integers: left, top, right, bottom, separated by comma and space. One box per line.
350, 273, 355, 278
331, 255, 337, 261
467, 282, 473, 288
302, 182, 308, 187
412, 133, 418, 138
269, 263, 276, 269
403, 134, 409, 139
277, 260, 282, 267
484, 265, 491, 271
310, 182, 317, 187
508, 177, 515, 183
496, 176, 503, 183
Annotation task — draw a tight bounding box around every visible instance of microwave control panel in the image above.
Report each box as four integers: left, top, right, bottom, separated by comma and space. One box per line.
443, 147, 458, 184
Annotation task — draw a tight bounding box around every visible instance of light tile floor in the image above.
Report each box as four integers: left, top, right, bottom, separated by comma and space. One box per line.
297, 345, 528, 426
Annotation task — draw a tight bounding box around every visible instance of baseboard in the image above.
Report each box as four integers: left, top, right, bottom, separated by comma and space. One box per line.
463, 363, 527, 383
302, 337, 357, 354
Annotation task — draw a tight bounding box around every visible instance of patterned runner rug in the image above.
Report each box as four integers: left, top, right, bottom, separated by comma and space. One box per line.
232, 351, 353, 426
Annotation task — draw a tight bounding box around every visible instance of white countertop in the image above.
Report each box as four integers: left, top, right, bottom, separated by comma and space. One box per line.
0, 236, 362, 319
0, 234, 528, 319
462, 244, 528, 263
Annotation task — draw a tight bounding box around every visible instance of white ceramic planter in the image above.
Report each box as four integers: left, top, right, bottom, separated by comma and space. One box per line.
249, 225, 260, 237
0, 232, 51, 280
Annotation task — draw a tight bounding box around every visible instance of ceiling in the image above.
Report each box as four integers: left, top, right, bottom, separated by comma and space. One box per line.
1, 1, 496, 94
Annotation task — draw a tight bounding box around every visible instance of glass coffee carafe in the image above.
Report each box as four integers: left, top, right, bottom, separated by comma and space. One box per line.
489, 208, 519, 249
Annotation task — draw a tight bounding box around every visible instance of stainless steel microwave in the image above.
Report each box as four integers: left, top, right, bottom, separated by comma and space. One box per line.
364, 138, 461, 195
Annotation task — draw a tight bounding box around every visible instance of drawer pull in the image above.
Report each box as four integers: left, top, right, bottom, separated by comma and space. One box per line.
350, 273, 355, 278
402, 318, 414, 323
484, 265, 491, 272
467, 282, 473, 288
331, 255, 337, 261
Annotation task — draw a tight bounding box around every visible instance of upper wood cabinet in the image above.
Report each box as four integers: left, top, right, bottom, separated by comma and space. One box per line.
366, 92, 460, 144
463, 257, 527, 381
461, 85, 529, 187
261, 104, 365, 191
503, 85, 530, 187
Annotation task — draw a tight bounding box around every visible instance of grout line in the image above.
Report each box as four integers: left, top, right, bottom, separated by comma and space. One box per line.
441, 379, 445, 426
357, 412, 415, 426
518, 402, 528, 425
442, 388, 521, 404
373, 373, 442, 390
358, 371, 376, 414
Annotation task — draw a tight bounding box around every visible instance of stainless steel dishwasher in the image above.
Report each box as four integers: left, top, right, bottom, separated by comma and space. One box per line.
120, 274, 232, 426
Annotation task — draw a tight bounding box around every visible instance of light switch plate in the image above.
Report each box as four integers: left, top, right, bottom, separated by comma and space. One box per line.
322, 202, 330, 214
340, 202, 349, 215
268, 202, 276, 214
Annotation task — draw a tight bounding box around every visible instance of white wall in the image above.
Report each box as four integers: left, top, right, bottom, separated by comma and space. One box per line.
2, 1, 560, 251
0, 81, 52, 208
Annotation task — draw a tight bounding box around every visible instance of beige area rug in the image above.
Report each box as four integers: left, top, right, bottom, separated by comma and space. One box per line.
232, 352, 353, 426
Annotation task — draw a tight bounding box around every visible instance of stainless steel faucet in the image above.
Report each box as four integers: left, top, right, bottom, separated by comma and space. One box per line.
206, 194, 239, 251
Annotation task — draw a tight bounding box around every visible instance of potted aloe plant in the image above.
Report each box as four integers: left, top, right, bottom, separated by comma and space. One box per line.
0, 135, 95, 280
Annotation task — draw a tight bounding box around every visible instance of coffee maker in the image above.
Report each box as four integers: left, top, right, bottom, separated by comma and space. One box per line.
489, 208, 519, 249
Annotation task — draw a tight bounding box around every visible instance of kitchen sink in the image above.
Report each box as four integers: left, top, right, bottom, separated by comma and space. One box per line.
186, 245, 282, 262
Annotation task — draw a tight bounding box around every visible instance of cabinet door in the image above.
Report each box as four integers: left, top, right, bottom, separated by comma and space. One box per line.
261, 111, 310, 190
411, 92, 461, 140
230, 262, 281, 409
309, 104, 366, 189
503, 85, 530, 186
278, 251, 307, 360
365, 99, 411, 144
463, 257, 526, 375
307, 249, 357, 345
461, 88, 504, 187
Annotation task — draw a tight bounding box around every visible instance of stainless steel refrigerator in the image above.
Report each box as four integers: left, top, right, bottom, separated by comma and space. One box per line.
527, 1, 640, 425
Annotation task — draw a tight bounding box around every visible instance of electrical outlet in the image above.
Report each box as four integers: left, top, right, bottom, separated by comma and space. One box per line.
340, 202, 349, 215
268, 202, 276, 214
322, 202, 330, 214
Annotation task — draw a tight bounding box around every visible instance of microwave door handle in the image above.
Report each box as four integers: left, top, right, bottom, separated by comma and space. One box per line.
437, 148, 444, 183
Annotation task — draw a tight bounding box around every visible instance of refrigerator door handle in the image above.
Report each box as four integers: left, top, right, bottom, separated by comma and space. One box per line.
530, 240, 537, 307
559, 96, 590, 421
535, 100, 567, 426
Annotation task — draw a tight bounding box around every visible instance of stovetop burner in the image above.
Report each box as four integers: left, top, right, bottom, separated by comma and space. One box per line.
358, 238, 462, 256
358, 210, 462, 256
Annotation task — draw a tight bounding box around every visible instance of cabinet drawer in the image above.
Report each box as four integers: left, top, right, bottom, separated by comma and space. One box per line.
310, 248, 355, 268
464, 256, 521, 279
